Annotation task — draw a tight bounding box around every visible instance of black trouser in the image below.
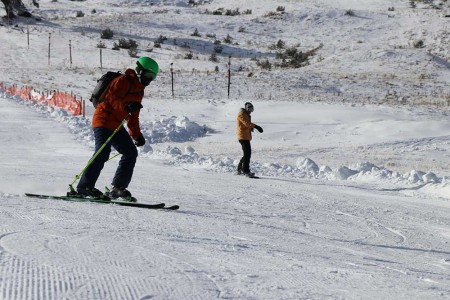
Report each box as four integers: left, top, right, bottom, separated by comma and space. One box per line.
238, 140, 251, 173
77, 127, 138, 189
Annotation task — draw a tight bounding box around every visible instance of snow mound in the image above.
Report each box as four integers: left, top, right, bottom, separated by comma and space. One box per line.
154, 144, 444, 187
141, 116, 208, 144
335, 166, 359, 180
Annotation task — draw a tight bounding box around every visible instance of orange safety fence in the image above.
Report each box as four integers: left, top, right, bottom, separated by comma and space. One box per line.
46, 91, 82, 115
0, 83, 82, 116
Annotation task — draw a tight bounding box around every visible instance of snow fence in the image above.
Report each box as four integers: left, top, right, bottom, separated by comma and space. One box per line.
0, 82, 82, 116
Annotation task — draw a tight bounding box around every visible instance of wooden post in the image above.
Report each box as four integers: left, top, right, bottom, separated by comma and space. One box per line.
82, 98, 85, 118
170, 63, 174, 98
48, 33, 51, 66
69, 40, 72, 68
27, 26, 30, 49
100, 48, 103, 71
227, 55, 231, 99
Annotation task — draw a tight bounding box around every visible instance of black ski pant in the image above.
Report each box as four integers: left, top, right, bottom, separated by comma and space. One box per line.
77, 127, 138, 189
238, 139, 252, 173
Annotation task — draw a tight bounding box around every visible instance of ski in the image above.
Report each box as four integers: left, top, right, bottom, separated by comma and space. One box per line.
25, 193, 179, 210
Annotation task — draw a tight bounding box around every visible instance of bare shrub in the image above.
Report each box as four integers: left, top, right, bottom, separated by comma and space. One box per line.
156, 35, 168, 44
257, 59, 272, 70
225, 8, 240, 16
413, 40, 425, 48
345, 9, 355, 16
223, 34, 233, 44
153, 9, 168, 14
128, 47, 138, 58
96, 40, 106, 48
191, 28, 201, 37
264, 11, 283, 19
209, 53, 219, 62
101, 27, 114, 39
114, 38, 138, 49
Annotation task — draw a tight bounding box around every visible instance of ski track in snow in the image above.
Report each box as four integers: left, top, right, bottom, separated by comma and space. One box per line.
0, 196, 221, 299
1, 180, 450, 299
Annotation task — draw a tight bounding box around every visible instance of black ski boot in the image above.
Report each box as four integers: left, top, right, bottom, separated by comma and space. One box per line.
106, 186, 137, 202
75, 187, 106, 199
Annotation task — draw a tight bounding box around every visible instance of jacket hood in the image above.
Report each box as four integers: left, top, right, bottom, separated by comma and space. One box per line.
125, 68, 137, 77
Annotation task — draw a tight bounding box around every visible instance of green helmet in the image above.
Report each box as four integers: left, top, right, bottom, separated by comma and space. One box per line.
136, 56, 159, 77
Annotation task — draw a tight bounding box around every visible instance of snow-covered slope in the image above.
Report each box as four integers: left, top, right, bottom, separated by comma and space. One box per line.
1, 0, 450, 299
1, 88, 450, 299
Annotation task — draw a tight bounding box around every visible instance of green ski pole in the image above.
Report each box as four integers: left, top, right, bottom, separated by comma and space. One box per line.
68, 113, 131, 193
107, 153, 121, 162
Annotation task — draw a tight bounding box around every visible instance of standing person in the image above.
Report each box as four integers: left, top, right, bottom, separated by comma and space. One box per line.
75, 56, 159, 201
236, 102, 263, 177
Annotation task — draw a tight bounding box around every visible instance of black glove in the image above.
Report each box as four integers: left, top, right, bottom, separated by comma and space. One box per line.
134, 135, 146, 147
126, 102, 143, 114
254, 125, 263, 133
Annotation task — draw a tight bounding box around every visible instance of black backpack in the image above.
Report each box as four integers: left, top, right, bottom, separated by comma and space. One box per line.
90, 71, 133, 108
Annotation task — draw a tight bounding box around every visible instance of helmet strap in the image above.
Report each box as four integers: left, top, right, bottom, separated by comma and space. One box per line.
134, 61, 149, 85
135, 61, 143, 74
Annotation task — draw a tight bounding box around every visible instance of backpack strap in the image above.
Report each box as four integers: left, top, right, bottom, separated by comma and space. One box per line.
102, 74, 142, 110
124, 74, 144, 97
105, 74, 136, 101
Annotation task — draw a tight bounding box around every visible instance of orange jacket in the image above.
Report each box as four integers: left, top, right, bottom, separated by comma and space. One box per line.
236, 109, 255, 141
92, 69, 145, 140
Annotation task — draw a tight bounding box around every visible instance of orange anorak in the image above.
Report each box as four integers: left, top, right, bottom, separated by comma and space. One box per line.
92, 69, 145, 140
236, 108, 255, 141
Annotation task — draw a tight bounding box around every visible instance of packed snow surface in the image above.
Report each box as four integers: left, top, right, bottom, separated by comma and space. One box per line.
1, 0, 450, 299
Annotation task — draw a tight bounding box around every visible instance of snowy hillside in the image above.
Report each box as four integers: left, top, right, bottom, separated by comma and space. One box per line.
1, 0, 450, 104
1, 0, 450, 299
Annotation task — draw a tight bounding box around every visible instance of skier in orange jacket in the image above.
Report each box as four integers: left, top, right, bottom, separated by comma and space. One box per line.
236, 102, 263, 177
76, 57, 159, 200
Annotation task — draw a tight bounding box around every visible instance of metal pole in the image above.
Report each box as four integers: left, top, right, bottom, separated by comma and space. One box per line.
27, 26, 30, 49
